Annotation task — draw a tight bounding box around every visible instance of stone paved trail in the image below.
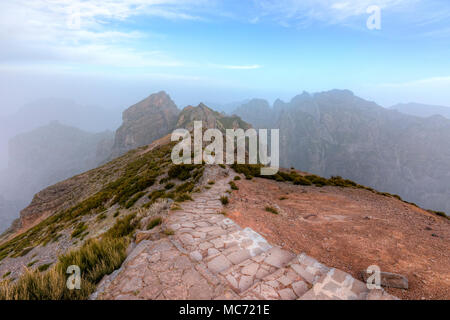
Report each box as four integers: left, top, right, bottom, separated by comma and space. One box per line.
94, 167, 398, 300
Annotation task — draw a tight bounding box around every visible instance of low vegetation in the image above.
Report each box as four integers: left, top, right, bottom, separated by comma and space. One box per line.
228, 181, 239, 190
0, 213, 136, 300
265, 206, 279, 214
220, 196, 229, 205
147, 217, 163, 230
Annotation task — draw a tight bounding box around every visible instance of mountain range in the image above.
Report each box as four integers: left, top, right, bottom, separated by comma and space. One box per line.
233, 90, 450, 215
1, 89, 450, 236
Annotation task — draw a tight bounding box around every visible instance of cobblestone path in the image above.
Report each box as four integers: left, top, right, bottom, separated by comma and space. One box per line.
93, 168, 398, 300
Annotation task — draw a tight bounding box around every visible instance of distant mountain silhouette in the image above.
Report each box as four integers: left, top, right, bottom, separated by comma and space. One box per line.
390, 102, 450, 119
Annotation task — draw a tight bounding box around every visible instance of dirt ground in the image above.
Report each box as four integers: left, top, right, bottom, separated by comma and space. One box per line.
226, 176, 450, 300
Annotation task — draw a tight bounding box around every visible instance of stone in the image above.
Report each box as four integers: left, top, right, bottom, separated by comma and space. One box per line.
241, 263, 259, 276
190, 251, 203, 261
208, 255, 232, 273
278, 288, 296, 300
292, 281, 309, 297
227, 249, 251, 265
264, 247, 295, 268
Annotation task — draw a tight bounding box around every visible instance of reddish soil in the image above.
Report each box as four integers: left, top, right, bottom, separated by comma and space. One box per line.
226, 177, 450, 300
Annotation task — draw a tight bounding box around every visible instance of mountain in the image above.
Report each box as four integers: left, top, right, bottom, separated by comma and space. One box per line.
234, 90, 450, 215
0, 98, 121, 169
0, 121, 114, 233
232, 99, 274, 128
176, 103, 252, 131
203, 99, 251, 114
390, 103, 450, 119
110, 92, 251, 159
110, 91, 179, 158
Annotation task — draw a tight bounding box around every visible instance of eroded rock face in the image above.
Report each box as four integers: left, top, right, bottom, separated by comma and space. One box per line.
110, 91, 179, 157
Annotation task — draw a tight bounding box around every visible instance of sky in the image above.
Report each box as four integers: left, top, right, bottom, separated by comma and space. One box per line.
1, 0, 450, 114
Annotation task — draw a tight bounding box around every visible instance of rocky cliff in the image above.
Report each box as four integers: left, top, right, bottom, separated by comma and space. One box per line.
110, 91, 179, 158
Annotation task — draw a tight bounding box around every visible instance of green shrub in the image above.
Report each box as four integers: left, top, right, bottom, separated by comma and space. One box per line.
27, 260, 38, 268
104, 213, 137, 239
220, 196, 229, 205
229, 181, 239, 190
427, 210, 449, 219
147, 217, 163, 230
175, 193, 193, 202
163, 228, 175, 236
2, 271, 11, 279
293, 177, 312, 186
96, 213, 107, 222
124, 191, 145, 209
265, 206, 278, 214
175, 181, 195, 193
234, 176, 241, 181
71, 222, 88, 239
38, 263, 52, 272
164, 182, 175, 190
208, 180, 215, 185
168, 164, 198, 180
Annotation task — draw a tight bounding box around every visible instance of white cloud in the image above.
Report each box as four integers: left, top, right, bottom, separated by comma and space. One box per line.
218, 64, 262, 70
0, 0, 210, 70
255, 0, 417, 26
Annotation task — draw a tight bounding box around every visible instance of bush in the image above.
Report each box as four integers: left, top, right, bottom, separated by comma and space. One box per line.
220, 196, 229, 205
147, 217, 163, 230
104, 213, 137, 239
229, 181, 239, 190
234, 176, 241, 181
293, 177, 312, 186
265, 206, 278, 214
164, 182, 175, 190
167, 164, 197, 180
208, 181, 215, 185
38, 263, 52, 272
175, 193, 193, 202
71, 222, 88, 239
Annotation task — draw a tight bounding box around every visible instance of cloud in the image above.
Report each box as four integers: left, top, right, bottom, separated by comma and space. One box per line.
218, 64, 262, 70
254, 0, 418, 26
0, 0, 211, 70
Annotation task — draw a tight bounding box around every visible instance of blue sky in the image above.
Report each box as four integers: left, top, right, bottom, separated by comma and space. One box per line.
1, 0, 450, 112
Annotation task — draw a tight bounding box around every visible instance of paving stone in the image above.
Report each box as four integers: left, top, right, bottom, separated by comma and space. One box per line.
190, 251, 203, 261
208, 255, 233, 273
279, 288, 297, 300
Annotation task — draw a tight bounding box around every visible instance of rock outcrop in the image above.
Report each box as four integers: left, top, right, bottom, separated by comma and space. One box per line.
177, 103, 252, 131
110, 91, 179, 157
